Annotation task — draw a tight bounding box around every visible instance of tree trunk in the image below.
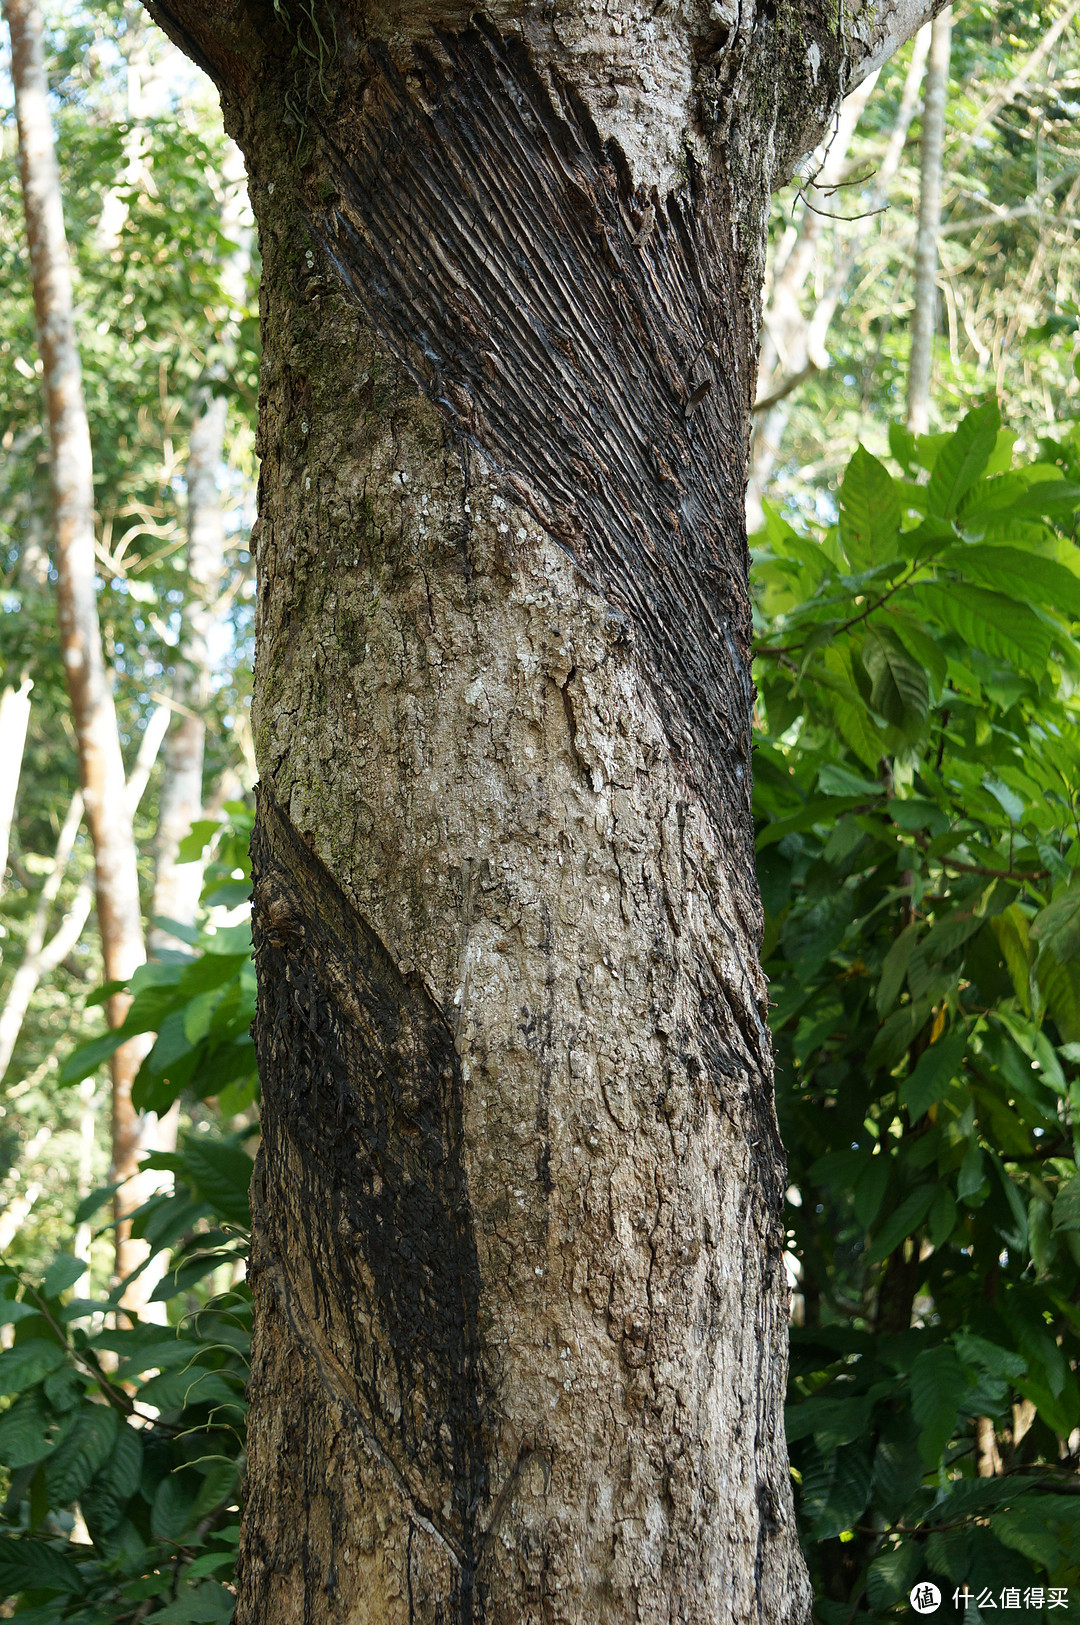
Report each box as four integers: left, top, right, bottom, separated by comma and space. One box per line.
906, 5, 951, 435
144, 1, 947, 1618
0, 675, 33, 895
4, 0, 156, 1277
151, 142, 250, 951
149, 396, 227, 949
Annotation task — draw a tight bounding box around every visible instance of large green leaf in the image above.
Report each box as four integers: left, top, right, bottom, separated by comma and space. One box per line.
899, 1030, 967, 1120
45, 1403, 120, 1507
179, 1139, 254, 1228
866, 1185, 937, 1265
0, 1537, 85, 1597
925, 401, 1001, 519
840, 444, 901, 568
1032, 881, 1080, 965
908, 580, 1053, 673
909, 1345, 967, 1465
860, 628, 930, 732
940, 544, 1080, 620
0, 1340, 67, 1397
867, 1541, 923, 1607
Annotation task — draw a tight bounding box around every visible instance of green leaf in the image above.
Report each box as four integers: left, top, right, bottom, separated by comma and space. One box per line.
877, 922, 921, 1017
867, 1541, 923, 1608
176, 952, 249, 1000
81, 1423, 143, 1537
45, 1403, 120, 1506
854, 1155, 891, 1230
83, 979, 128, 1010
866, 1185, 936, 1265
59, 1029, 126, 1086
860, 629, 930, 733
887, 609, 949, 695
925, 401, 1001, 519
41, 1254, 87, 1300
0, 1536, 85, 1596
984, 778, 1026, 825
990, 1506, 1061, 1571
144, 1579, 236, 1622
909, 581, 1052, 674
873, 1425, 926, 1522
0, 1390, 64, 1468
899, 1031, 966, 1121
1053, 1176, 1080, 1233
787, 1393, 873, 1451
940, 544, 1080, 620
190, 1459, 239, 1519
927, 1188, 957, 1248
1032, 881, 1080, 965
756, 794, 879, 850
0, 1340, 66, 1397
73, 1183, 122, 1226
177, 819, 222, 863
954, 1332, 1026, 1380
151, 1472, 197, 1541
839, 445, 902, 568
889, 422, 917, 474
909, 1344, 967, 1465
180, 1139, 254, 1228
801, 1440, 874, 1539
957, 1139, 987, 1203
0, 1297, 38, 1328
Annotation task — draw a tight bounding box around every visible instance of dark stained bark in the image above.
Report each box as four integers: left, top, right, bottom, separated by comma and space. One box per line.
140, 0, 952, 1617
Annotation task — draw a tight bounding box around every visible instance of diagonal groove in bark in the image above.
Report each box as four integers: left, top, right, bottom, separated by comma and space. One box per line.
250, 781, 487, 1594
282, 24, 759, 922
262, 1250, 469, 1569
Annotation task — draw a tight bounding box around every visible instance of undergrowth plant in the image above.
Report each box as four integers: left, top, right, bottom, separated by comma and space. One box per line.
754, 404, 1080, 1620
0, 809, 255, 1624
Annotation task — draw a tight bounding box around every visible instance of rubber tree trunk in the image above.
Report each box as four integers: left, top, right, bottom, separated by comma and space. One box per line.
4, 0, 151, 1276
145, 1, 948, 1619
906, 5, 952, 435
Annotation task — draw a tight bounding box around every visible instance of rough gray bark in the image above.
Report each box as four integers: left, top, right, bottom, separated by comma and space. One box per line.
142, 0, 950, 1618
906, 5, 951, 435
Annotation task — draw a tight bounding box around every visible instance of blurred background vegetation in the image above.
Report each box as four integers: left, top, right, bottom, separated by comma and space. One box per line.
0, 0, 1079, 1620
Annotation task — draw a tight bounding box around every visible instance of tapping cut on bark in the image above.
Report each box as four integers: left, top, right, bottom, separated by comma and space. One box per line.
137, 0, 954, 1617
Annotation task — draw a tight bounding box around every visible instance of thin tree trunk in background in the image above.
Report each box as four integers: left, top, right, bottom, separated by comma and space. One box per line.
0, 707, 167, 1089
3, 0, 153, 1278
0, 675, 33, 894
151, 141, 249, 953
747, 26, 931, 527
149, 397, 227, 949
906, 6, 952, 435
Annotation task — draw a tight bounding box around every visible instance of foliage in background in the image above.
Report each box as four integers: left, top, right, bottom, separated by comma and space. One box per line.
0, 810, 254, 1623
754, 404, 1080, 1617
763, 0, 1080, 509
0, 0, 258, 1275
